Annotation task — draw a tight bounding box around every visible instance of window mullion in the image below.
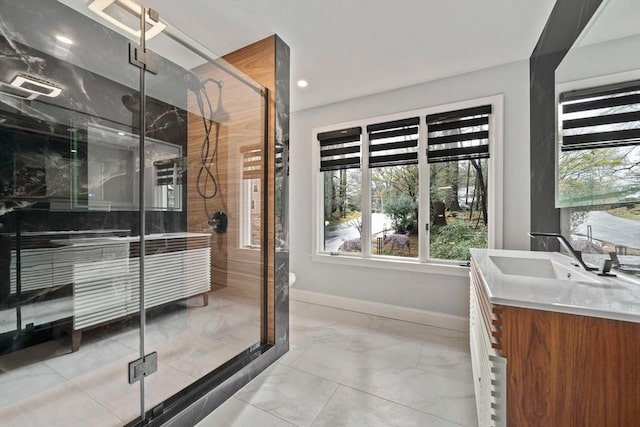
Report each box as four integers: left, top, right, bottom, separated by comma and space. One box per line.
418, 116, 429, 262
361, 131, 372, 257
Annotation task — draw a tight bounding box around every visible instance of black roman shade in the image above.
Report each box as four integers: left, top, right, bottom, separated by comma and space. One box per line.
559, 81, 640, 151
318, 126, 362, 171
367, 117, 419, 168
426, 105, 492, 163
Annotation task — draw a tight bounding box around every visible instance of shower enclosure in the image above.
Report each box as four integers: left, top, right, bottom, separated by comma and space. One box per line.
0, 1, 282, 425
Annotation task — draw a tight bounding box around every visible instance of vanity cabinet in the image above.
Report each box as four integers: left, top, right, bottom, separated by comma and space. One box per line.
46, 233, 211, 351
470, 259, 640, 426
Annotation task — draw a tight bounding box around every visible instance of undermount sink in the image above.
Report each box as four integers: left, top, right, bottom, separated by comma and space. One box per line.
489, 255, 601, 283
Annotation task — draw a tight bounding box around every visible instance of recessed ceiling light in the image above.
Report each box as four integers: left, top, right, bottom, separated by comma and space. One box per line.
296, 80, 308, 88
55, 35, 73, 45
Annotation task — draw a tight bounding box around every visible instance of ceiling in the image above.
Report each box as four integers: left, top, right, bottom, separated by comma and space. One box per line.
52, 0, 557, 112
139, 0, 557, 112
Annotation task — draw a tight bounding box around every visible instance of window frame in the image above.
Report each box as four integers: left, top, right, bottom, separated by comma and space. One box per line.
311, 95, 504, 274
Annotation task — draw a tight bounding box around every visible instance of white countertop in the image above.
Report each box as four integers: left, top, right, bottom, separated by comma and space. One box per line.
470, 248, 640, 323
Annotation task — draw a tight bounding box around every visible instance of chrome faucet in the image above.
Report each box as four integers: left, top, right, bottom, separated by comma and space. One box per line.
528, 232, 598, 272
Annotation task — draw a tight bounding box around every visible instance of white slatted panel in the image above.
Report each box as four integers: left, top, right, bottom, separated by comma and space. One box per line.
10, 244, 130, 294
10, 249, 54, 293
470, 273, 507, 427
14, 237, 211, 331
128, 248, 211, 310
73, 258, 130, 329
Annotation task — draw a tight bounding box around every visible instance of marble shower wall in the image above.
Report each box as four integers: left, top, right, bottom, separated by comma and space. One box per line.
529, 0, 604, 251
0, 0, 190, 236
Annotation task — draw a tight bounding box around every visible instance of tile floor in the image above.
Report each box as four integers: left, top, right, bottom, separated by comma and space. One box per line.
197, 300, 478, 427
0, 286, 261, 426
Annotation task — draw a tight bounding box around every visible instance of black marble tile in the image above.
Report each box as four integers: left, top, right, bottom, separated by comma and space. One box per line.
529, 0, 604, 251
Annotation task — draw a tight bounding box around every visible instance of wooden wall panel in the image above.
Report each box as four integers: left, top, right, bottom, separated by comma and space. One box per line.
187, 36, 277, 344
223, 36, 277, 345
502, 307, 640, 426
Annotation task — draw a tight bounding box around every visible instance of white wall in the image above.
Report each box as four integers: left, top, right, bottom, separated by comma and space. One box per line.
289, 59, 531, 320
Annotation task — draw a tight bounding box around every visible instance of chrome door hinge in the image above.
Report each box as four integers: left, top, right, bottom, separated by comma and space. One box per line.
129, 43, 159, 74
128, 352, 158, 383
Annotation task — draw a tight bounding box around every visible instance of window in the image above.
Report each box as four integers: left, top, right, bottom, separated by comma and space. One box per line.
426, 106, 491, 261
241, 145, 262, 248
368, 118, 419, 258
313, 96, 503, 266
319, 127, 363, 254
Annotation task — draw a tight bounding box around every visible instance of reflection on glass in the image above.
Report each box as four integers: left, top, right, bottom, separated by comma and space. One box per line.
563, 204, 640, 275
557, 89, 640, 207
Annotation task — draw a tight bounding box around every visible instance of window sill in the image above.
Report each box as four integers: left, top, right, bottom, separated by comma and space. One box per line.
311, 253, 470, 277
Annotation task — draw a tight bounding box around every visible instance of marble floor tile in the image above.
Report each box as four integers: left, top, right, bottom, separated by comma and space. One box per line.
417, 342, 473, 383
377, 318, 469, 351
291, 342, 477, 426
290, 300, 385, 331
109, 318, 184, 351
312, 385, 463, 427
0, 403, 25, 427
2, 381, 122, 427
71, 355, 193, 423
43, 337, 134, 380
289, 321, 424, 370
149, 331, 244, 379
194, 314, 261, 350
275, 343, 305, 367
322, 324, 422, 362
197, 397, 295, 427
235, 363, 339, 427
0, 361, 67, 408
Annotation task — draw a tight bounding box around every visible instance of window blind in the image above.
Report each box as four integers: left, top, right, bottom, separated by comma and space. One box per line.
154, 157, 185, 185
426, 105, 491, 163
318, 126, 362, 171
241, 145, 262, 179
275, 143, 288, 176
367, 117, 419, 168
559, 81, 640, 151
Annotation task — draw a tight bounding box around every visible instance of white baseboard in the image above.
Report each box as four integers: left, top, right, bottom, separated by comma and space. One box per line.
290, 288, 468, 332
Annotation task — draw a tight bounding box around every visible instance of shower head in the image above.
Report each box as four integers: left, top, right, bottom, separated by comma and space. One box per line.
211, 81, 229, 123
185, 71, 228, 123
184, 70, 202, 93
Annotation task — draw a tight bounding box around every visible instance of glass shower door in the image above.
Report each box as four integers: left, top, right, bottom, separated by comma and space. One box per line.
0, 1, 268, 424
134, 9, 267, 421
0, 0, 145, 425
